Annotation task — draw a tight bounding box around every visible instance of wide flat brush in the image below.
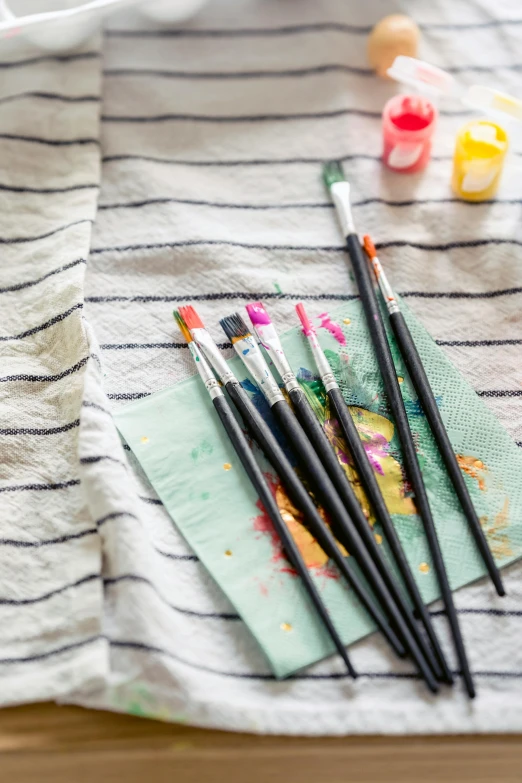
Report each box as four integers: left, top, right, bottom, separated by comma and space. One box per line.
178, 304, 407, 663
323, 160, 474, 698
362, 234, 505, 598
174, 311, 357, 678
296, 301, 452, 684
220, 311, 439, 693
246, 301, 443, 681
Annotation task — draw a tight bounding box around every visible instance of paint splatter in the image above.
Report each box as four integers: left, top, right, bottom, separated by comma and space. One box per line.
252, 472, 347, 579
191, 438, 214, 462
419, 562, 430, 573
223, 463, 232, 471
480, 498, 513, 559
457, 454, 488, 491
317, 313, 347, 345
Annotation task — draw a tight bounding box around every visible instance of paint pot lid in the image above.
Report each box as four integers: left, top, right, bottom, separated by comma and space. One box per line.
462, 85, 522, 124
387, 56, 457, 97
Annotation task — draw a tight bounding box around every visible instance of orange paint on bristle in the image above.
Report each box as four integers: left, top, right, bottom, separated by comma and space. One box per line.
295, 303, 314, 336
231, 333, 250, 344
363, 235, 377, 259
179, 305, 204, 330
173, 311, 193, 343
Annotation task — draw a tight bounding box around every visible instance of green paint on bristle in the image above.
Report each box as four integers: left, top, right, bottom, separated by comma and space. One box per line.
322, 161, 345, 189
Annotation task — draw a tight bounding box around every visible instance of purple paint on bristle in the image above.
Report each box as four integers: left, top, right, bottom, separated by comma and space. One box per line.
246, 302, 271, 326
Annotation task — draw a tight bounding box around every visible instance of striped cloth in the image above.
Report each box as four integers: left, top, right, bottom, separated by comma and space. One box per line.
1, 0, 522, 733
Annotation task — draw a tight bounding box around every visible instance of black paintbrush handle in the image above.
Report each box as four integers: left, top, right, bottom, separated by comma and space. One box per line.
327, 385, 452, 684
271, 397, 438, 693
288, 386, 443, 681
212, 394, 357, 677
346, 232, 474, 698
224, 380, 406, 660
389, 310, 505, 597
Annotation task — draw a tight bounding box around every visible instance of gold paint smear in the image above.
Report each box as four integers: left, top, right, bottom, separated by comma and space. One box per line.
280, 622, 293, 632
274, 484, 348, 567
480, 498, 513, 560
419, 562, 430, 573
223, 463, 232, 471
456, 454, 487, 492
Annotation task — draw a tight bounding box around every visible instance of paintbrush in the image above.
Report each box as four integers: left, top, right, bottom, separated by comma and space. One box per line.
362, 234, 505, 598
295, 301, 452, 684
220, 311, 439, 693
178, 304, 408, 663
246, 301, 443, 681
173, 311, 357, 677
323, 160, 474, 698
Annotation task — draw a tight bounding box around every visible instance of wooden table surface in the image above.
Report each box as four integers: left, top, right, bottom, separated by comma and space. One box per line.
0, 703, 520, 782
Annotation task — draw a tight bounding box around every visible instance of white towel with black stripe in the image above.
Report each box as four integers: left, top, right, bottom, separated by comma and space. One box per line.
1, 0, 522, 734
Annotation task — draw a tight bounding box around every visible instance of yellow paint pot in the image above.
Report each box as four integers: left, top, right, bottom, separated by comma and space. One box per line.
452, 120, 508, 201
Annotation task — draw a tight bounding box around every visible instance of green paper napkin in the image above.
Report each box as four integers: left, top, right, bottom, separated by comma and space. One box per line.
114, 300, 522, 678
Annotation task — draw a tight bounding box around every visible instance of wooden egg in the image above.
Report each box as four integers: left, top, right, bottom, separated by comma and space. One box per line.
368, 15, 420, 78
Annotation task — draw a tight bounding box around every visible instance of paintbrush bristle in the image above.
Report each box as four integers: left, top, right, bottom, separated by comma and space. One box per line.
362, 235, 377, 259
295, 303, 315, 336
246, 301, 271, 326
179, 305, 204, 331
220, 313, 251, 342
173, 310, 193, 343
322, 160, 345, 189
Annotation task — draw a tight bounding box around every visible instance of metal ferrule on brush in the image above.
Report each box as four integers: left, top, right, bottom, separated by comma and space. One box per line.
190, 327, 237, 386
372, 256, 400, 316
250, 321, 300, 392
330, 180, 355, 237
231, 335, 285, 406
306, 330, 339, 392
188, 341, 223, 400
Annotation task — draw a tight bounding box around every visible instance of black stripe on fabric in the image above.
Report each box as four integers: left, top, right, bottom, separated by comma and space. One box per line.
0, 302, 83, 342
139, 496, 163, 506
105, 19, 522, 37
0, 258, 86, 295
0, 528, 96, 548
101, 151, 522, 166
401, 287, 522, 300
104, 574, 239, 620
122, 443, 131, 450
0, 356, 89, 384
107, 392, 152, 400
100, 342, 231, 350
517, 442, 522, 447
0, 479, 80, 494
90, 237, 522, 257
478, 390, 522, 398
103, 64, 375, 79
0, 91, 100, 106
0, 574, 99, 606
0, 419, 80, 436
0, 133, 99, 147
436, 338, 522, 347
0, 181, 97, 194
101, 107, 471, 123
430, 608, 522, 618
0, 636, 103, 666
85, 287, 522, 305
97, 197, 333, 211
0, 219, 90, 246
155, 548, 199, 562
96, 511, 139, 527
0, 51, 99, 69
102, 63, 522, 81
96, 195, 522, 213
82, 401, 112, 415
79, 455, 126, 467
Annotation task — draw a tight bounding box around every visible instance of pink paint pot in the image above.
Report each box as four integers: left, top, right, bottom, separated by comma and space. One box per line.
382, 94, 438, 173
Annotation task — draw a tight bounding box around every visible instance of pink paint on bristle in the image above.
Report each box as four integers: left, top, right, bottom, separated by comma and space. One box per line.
295, 303, 314, 336
318, 313, 347, 345
246, 302, 271, 326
